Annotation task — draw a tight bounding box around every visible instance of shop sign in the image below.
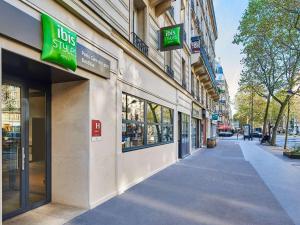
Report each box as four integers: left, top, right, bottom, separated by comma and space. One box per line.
41, 14, 77, 71
0, 4, 112, 78
192, 102, 202, 119
160, 24, 184, 51
77, 44, 110, 79
212, 113, 219, 121
191, 36, 201, 53
91, 120, 102, 141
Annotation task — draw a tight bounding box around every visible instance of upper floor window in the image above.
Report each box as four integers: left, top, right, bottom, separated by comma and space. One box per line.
133, 0, 146, 40
182, 59, 186, 89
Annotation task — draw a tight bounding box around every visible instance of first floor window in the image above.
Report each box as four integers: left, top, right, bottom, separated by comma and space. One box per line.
162, 125, 173, 142
122, 93, 174, 152
147, 124, 161, 144
122, 123, 144, 149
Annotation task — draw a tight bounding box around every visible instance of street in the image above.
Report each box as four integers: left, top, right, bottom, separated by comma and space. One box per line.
64, 140, 299, 225
276, 135, 300, 149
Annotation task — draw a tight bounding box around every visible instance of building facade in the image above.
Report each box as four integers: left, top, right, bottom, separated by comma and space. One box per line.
0, 0, 219, 222
215, 62, 232, 132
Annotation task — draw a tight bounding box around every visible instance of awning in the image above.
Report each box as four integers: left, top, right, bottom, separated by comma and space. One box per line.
218, 124, 231, 130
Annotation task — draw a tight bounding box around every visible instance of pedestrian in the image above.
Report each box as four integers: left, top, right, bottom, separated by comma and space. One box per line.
237, 131, 239, 140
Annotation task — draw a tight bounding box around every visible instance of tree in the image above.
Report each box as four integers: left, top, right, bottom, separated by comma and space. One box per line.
234, 0, 300, 145
239, 68, 271, 135
234, 87, 267, 128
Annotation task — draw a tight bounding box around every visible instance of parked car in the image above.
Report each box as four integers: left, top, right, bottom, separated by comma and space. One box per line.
218, 131, 233, 137
252, 131, 262, 138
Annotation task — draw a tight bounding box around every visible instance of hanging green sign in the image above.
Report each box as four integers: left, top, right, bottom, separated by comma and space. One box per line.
160, 24, 184, 51
41, 14, 77, 71
163, 26, 181, 47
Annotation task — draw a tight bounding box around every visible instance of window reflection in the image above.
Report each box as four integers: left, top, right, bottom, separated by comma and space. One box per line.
162, 107, 173, 124
2, 84, 21, 215
147, 124, 161, 144
162, 125, 173, 142
122, 93, 174, 151
122, 123, 144, 149
127, 95, 144, 122
147, 103, 161, 123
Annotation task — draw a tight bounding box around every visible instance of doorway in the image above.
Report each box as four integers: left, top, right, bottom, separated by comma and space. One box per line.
2, 79, 51, 220
178, 112, 190, 158
191, 118, 200, 149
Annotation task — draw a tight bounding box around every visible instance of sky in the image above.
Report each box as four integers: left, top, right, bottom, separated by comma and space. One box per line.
213, 0, 249, 113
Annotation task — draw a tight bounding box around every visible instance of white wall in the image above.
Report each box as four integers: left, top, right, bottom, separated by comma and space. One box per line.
52, 81, 90, 208
89, 74, 118, 208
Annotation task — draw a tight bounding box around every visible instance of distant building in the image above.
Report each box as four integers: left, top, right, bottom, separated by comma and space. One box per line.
215, 61, 233, 132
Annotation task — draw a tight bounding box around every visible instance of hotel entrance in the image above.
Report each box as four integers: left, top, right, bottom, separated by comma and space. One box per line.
2, 81, 50, 220
1, 49, 85, 220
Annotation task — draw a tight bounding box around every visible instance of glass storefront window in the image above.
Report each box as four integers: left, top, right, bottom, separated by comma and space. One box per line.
147, 103, 161, 123
127, 95, 144, 122
162, 107, 173, 124
147, 124, 161, 144
162, 125, 173, 142
122, 94, 127, 120
122, 123, 144, 149
122, 93, 174, 151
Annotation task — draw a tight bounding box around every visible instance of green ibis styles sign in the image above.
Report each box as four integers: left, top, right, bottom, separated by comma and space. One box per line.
163, 26, 181, 47
160, 24, 184, 51
41, 14, 77, 71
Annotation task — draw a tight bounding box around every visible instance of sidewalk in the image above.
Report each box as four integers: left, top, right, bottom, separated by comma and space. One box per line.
240, 141, 300, 225
65, 141, 293, 225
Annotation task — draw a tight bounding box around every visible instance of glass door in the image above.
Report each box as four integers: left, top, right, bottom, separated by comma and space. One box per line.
2, 84, 23, 217
191, 118, 197, 149
28, 88, 47, 205
2, 82, 50, 220
178, 113, 190, 158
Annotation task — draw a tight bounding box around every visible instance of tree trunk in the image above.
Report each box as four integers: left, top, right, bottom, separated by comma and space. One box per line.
270, 100, 288, 146
284, 101, 290, 149
262, 94, 271, 136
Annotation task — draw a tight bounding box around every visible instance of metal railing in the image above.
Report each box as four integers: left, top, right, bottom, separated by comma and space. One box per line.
132, 32, 149, 56
191, 0, 195, 16
199, 46, 217, 91
195, 17, 201, 31
165, 65, 174, 79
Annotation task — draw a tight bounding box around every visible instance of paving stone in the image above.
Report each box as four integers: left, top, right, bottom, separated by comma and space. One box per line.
66, 141, 294, 225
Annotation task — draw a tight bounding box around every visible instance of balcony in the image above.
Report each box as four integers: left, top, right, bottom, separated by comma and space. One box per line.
165, 65, 174, 79
195, 17, 201, 33
191, 0, 196, 17
149, 0, 172, 17
132, 32, 149, 56
199, 46, 218, 91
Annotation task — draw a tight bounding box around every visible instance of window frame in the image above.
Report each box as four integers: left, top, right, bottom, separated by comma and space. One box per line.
122, 93, 174, 152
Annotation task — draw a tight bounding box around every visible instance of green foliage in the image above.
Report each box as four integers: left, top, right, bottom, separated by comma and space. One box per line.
234, 0, 300, 101
234, 0, 300, 144
234, 88, 266, 127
